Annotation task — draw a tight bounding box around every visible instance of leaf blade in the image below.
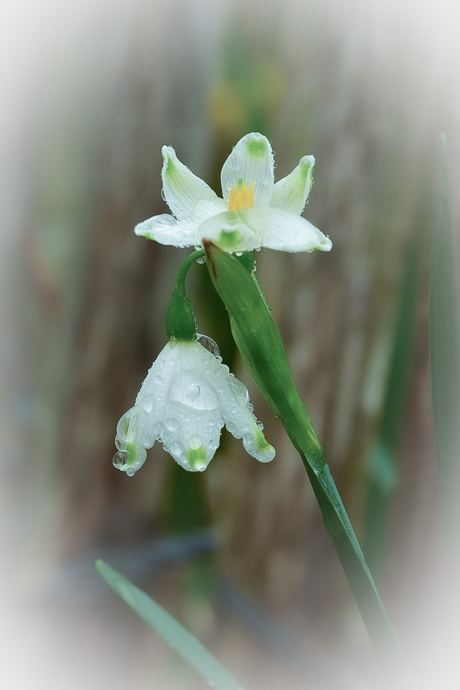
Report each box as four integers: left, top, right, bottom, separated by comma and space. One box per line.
96, 559, 245, 690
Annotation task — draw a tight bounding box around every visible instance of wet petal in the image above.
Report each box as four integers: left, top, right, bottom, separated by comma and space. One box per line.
198, 210, 262, 252
270, 155, 315, 215
113, 338, 275, 475
220, 377, 276, 463
224, 207, 332, 253
134, 214, 197, 248
220, 133, 274, 207
162, 146, 222, 221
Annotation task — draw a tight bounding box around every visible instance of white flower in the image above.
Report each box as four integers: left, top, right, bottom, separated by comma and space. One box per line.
134, 132, 332, 254
113, 336, 276, 475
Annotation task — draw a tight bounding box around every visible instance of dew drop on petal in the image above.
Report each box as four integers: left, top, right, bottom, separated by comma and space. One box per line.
154, 375, 163, 385
126, 467, 136, 477
256, 420, 264, 431
165, 417, 179, 431
170, 441, 183, 455
112, 450, 127, 469
116, 409, 134, 441
141, 394, 155, 413
197, 334, 220, 357
196, 255, 206, 264
189, 434, 202, 449
186, 384, 200, 401
152, 421, 165, 438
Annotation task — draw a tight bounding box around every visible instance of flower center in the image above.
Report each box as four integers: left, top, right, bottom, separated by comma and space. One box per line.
227, 179, 255, 211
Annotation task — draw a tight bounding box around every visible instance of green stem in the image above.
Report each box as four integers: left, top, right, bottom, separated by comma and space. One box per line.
165, 250, 205, 341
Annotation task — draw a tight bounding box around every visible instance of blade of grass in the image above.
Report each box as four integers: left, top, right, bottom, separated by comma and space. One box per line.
429, 134, 460, 581
96, 559, 245, 690
364, 229, 423, 576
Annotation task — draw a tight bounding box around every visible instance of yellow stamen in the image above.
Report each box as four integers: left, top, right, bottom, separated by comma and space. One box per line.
228, 181, 255, 211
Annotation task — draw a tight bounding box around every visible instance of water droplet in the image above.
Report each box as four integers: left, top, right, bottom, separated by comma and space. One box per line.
160, 188, 166, 201
196, 255, 206, 264
229, 378, 249, 402
197, 334, 220, 357
189, 434, 202, 449
115, 437, 126, 451
186, 384, 200, 401
126, 467, 136, 477
112, 451, 127, 469
165, 417, 179, 431
116, 408, 134, 440
170, 441, 183, 455
256, 420, 264, 431
194, 459, 207, 471
152, 421, 165, 438
154, 375, 163, 385
141, 394, 155, 413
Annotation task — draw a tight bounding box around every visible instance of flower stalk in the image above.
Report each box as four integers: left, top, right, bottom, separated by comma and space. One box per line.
165, 249, 204, 341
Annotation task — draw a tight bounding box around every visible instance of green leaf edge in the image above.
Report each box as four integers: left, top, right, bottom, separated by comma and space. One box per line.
95, 559, 245, 690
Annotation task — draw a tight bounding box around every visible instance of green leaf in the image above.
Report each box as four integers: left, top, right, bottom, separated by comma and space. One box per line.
429, 135, 460, 576
205, 242, 409, 674
96, 559, 245, 690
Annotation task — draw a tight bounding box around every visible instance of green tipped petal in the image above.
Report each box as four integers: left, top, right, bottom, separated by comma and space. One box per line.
161, 146, 225, 222
134, 214, 197, 248
220, 133, 274, 207
271, 155, 315, 215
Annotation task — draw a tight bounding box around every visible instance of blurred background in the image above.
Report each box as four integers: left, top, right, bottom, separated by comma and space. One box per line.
2, 0, 459, 688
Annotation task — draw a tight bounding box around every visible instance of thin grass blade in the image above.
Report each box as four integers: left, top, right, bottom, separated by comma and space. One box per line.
96, 559, 245, 690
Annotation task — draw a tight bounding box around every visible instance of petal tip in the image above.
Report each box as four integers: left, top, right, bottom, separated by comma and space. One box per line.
319, 235, 333, 252
161, 145, 175, 160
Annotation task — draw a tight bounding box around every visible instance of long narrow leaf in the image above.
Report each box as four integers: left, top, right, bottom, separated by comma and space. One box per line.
204, 242, 408, 675
96, 559, 245, 690
429, 135, 460, 578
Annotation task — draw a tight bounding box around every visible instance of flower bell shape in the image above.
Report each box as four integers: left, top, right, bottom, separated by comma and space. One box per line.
113, 336, 276, 475
134, 132, 332, 254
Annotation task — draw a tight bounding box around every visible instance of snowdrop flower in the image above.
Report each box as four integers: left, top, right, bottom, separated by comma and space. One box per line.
134, 132, 332, 254
113, 335, 275, 475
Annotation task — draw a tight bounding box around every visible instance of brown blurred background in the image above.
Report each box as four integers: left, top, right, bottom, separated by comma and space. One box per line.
1, 0, 459, 688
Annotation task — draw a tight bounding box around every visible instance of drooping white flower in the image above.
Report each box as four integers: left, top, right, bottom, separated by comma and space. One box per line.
134, 132, 332, 254
113, 336, 275, 475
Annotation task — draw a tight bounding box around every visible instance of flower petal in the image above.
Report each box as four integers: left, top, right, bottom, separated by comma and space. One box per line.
220, 376, 275, 463
113, 338, 275, 475
220, 133, 274, 207
162, 145, 222, 222
224, 207, 332, 253
198, 210, 262, 252
270, 155, 315, 215
134, 214, 197, 248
